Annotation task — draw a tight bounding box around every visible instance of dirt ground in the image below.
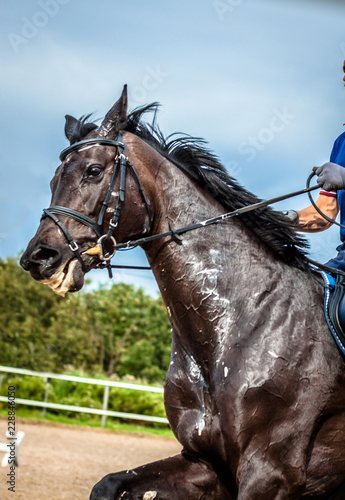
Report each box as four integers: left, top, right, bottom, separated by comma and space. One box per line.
0, 417, 181, 500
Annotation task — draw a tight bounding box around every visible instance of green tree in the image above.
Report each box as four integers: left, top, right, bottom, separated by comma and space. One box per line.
84, 284, 171, 381
0, 258, 172, 382
46, 293, 97, 372
0, 257, 62, 370
118, 297, 172, 381
0, 258, 96, 372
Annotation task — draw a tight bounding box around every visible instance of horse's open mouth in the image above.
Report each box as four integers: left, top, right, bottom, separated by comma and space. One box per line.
41, 258, 81, 297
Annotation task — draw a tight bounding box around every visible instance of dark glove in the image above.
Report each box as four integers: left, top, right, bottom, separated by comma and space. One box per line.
313, 162, 345, 191
282, 210, 299, 224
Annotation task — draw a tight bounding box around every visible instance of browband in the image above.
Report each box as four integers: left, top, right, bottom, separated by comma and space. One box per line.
59, 138, 124, 161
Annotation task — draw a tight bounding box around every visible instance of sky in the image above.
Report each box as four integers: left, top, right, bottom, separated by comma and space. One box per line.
1, 0, 345, 297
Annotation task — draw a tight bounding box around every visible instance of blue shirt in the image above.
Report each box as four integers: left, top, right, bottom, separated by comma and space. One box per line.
331, 131, 345, 241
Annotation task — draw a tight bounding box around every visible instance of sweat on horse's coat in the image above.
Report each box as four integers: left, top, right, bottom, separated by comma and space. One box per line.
21, 86, 345, 499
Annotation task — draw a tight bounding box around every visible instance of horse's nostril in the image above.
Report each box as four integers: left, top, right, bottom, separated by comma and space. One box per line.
30, 245, 59, 264
20, 244, 62, 275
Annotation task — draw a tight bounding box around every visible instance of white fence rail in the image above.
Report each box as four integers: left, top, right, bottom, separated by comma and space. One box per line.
0, 366, 168, 426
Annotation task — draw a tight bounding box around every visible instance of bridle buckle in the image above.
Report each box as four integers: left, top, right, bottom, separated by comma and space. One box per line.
69, 241, 79, 252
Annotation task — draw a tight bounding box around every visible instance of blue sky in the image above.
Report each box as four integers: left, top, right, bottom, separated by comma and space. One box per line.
1, 0, 345, 296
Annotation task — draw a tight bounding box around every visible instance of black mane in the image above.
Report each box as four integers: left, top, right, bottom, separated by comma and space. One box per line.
72, 105, 310, 271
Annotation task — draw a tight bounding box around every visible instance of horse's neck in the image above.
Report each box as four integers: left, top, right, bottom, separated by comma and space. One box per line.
143, 155, 279, 350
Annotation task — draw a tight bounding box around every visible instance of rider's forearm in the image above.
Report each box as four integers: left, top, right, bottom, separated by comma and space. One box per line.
296, 194, 339, 232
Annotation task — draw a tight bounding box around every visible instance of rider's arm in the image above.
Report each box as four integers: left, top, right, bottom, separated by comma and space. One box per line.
296, 190, 339, 232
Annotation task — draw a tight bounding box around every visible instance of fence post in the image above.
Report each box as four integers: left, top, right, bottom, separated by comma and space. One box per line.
41, 377, 51, 418
101, 385, 110, 427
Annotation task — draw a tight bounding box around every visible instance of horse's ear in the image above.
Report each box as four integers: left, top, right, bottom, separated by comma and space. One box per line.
99, 84, 128, 138
64, 115, 78, 144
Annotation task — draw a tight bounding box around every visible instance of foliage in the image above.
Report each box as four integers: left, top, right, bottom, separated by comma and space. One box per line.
0, 258, 63, 371
0, 258, 172, 383
85, 284, 172, 379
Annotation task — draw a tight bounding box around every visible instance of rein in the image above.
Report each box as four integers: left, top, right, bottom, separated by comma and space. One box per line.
113, 180, 320, 251
306, 173, 345, 229
44, 136, 343, 278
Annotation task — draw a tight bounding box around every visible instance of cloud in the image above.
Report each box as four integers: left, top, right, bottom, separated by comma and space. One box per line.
3, 0, 345, 294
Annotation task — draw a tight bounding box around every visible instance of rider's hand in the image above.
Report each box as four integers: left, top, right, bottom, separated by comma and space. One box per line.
313, 162, 345, 191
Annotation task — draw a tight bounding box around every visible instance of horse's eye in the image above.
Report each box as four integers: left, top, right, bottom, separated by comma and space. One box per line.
86, 165, 103, 178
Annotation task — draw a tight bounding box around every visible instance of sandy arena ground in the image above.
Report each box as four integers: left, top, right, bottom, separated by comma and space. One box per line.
0, 417, 181, 500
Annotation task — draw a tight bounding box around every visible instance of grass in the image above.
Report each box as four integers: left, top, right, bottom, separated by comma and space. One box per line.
0, 407, 174, 437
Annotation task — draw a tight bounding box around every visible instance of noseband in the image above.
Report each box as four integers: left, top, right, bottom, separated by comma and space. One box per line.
42, 133, 151, 272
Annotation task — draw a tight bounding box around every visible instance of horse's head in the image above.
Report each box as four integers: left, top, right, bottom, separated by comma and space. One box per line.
20, 86, 152, 296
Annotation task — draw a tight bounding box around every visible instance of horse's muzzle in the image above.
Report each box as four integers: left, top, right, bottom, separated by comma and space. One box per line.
21, 242, 63, 275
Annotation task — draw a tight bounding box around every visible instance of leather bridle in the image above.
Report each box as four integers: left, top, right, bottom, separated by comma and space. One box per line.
42, 133, 152, 273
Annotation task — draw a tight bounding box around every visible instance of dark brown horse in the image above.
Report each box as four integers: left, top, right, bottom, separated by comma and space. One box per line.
21, 86, 345, 499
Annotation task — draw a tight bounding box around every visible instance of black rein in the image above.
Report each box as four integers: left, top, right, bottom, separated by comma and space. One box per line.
44, 137, 340, 278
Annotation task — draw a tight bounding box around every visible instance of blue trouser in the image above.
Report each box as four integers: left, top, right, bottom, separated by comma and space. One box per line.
325, 245, 345, 330
325, 244, 345, 272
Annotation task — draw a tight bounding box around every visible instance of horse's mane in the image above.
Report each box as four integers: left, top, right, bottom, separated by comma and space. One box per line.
71, 105, 310, 271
